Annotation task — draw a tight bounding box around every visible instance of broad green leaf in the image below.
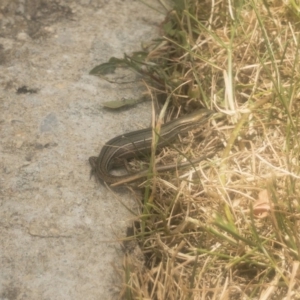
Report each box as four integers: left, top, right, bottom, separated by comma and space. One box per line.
89, 57, 127, 75
102, 98, 144, 109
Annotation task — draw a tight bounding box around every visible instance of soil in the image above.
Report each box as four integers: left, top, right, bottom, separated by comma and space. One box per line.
0, 1, 164, 299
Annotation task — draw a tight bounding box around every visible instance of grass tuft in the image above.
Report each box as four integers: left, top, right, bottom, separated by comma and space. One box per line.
100, 0, 300, 298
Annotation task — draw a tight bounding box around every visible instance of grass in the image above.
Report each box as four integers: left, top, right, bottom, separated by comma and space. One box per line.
92, 0, 300, 298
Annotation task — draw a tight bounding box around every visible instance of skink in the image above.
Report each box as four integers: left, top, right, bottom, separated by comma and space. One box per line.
89, 109, 214, 186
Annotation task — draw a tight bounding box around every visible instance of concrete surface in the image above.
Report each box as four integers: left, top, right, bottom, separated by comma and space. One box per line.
0, 1, 164, 299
